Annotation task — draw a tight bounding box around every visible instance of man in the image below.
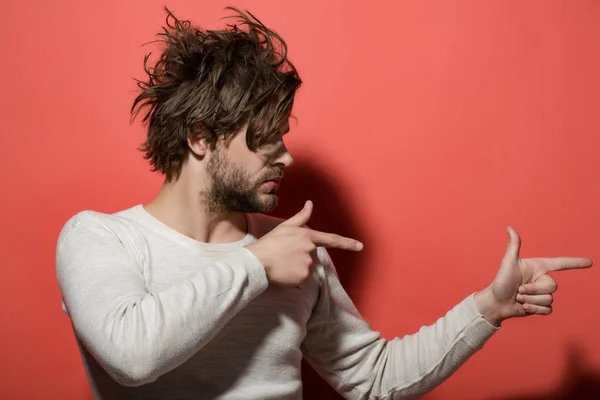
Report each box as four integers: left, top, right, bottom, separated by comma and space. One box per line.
55, 7, 592, 400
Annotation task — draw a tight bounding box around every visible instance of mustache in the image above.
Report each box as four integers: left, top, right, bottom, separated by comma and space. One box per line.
260, 169, 284, 181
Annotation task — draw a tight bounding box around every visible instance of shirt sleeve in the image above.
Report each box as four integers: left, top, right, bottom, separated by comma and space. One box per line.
301, 247, 499, 399
55, 212, 269, 387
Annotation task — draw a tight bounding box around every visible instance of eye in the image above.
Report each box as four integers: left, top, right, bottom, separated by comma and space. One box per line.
264, 134, 283, 146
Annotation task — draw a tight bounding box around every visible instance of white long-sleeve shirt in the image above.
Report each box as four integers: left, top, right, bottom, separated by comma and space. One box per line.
55, 204, 499, 399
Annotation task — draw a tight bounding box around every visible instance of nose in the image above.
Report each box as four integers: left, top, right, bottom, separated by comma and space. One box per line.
272, 147, 293, 169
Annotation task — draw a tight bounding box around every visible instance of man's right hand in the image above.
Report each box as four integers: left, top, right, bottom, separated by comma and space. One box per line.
245, 200, 363, 287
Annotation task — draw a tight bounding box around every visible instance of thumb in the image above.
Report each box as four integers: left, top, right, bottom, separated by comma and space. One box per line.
502, 226, 521, 263
283, 200, 313, 227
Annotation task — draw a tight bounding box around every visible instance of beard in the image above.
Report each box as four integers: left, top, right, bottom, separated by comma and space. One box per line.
204, 147, 282, 214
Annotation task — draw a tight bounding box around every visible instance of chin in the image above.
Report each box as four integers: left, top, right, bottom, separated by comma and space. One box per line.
259, 194, 278, 212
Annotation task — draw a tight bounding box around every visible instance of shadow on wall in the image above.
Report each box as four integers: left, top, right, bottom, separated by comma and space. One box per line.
489, 343, 600, 400
268, 156, 371, 400
268, 159, 600, 400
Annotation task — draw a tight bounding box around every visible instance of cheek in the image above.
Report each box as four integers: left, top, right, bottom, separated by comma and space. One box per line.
244, 153, 271, 175
243, 160, 267, 178
227, 140, 272, 176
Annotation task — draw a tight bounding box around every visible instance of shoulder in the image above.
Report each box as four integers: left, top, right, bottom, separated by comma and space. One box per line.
58, 210, 112, 237
56, 207, 152, 272
57, 207, 144, 250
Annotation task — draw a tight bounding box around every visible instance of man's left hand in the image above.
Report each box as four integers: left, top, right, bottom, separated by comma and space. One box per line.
474, 226, 592, 326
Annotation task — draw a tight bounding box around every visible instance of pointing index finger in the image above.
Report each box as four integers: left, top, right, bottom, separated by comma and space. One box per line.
307, 229, 363, 251
533, 257, 593, 272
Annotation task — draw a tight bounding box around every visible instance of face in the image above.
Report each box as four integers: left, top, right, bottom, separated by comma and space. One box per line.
204, 123, 293, 213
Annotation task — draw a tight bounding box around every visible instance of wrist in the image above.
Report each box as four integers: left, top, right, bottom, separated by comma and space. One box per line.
245, 244, 271, 276
473, 285, 506, 327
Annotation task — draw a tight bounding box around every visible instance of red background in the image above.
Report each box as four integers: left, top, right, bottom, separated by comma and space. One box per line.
1, 1, 599, 399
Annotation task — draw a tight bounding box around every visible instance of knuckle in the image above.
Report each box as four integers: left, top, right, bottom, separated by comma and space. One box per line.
301, 229, 311, 240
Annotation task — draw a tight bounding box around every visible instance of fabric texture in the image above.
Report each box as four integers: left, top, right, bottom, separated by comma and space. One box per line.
55, 204, 499, 399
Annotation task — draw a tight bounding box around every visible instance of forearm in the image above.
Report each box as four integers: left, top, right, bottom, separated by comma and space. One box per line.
302, 249, 501, 399
371, 294, 498, 399
58, 246, 268, 386
303, 292, 499, 399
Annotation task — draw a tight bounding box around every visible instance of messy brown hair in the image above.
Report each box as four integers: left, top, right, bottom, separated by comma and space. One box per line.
131, 7, 302, 181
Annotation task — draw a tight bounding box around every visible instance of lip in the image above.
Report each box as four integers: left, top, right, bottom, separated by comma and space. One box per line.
262, 181, 280, 190
264, 175, 283, 183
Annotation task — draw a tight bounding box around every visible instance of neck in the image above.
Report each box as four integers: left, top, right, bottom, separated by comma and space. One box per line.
144, 170, 248, 244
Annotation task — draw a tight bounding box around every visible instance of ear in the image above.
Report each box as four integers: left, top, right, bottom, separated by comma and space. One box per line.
187, 134, 208, 158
